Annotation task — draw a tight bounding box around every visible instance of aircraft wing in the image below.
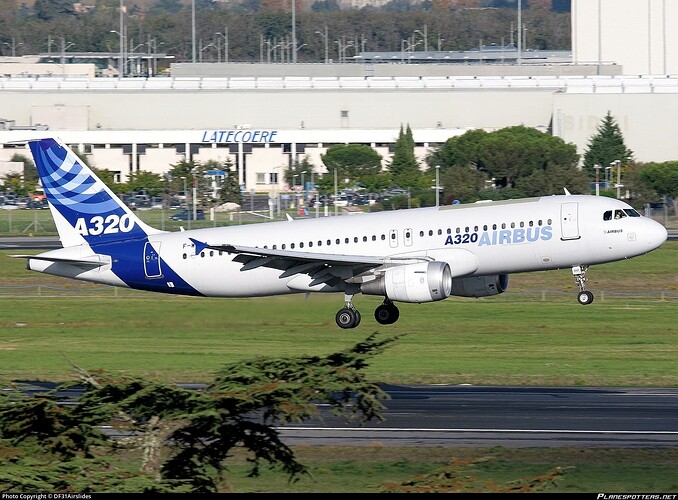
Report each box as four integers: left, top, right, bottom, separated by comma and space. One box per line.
190, 238, 428, 286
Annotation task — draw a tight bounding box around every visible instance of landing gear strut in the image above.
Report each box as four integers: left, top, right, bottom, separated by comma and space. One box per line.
374, 299, 400, 325
335, 293, 402, 329
572, 265, 594, 305
335, 290, 361, 329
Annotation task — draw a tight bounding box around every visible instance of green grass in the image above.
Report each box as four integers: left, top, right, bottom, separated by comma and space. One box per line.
1, 243, 677, 385
219, 447, 678, 493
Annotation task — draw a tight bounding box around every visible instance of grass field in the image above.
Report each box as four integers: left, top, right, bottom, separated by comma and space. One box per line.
1, 240, 677, 493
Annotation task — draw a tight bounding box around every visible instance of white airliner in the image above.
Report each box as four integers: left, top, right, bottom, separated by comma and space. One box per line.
11, 138, 668, 328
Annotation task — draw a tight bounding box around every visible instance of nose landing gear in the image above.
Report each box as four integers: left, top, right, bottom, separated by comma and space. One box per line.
572, 265, 594, 305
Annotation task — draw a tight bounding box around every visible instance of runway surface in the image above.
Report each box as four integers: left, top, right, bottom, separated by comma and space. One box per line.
13, 382, 678, 448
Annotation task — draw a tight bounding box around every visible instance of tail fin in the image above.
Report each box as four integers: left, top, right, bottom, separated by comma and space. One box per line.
29, 138, 163, 248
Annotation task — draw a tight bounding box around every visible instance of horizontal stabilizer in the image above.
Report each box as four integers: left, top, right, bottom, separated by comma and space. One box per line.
9, 254, 105, 269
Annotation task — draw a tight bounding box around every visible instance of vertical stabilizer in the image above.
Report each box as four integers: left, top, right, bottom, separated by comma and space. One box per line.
29, 138, 163, 248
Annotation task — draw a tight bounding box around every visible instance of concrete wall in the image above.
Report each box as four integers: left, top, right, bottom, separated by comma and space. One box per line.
573, 0, 678, 75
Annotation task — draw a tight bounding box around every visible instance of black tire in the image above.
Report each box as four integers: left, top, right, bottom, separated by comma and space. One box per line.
577, 291, 594, 305
375, 304, 392, 325
336, 307, 358, 329
374, 304, 400, 325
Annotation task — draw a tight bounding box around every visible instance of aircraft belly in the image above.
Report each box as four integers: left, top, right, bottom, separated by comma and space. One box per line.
171, 255, 291, 297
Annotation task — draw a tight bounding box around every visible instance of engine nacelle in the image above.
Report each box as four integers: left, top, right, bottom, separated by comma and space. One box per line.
361, 261, 452, 303
450, 274, 509, 298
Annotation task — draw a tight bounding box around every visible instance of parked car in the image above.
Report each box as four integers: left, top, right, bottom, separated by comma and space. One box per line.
170, 209, 205, 221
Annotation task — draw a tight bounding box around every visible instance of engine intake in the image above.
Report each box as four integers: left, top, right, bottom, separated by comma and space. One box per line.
361, 261, 452, 303
450, 274, 509, 297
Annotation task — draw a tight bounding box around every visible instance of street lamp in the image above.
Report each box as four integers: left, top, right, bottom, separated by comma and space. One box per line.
593, 164, 601, 196
110, 29, 125, 77
181, 176, 187, 209
335, 40, 354, 64
414, 26, 428, 52
59, 37, 75, 66
400, 39, 422, 63
214, 28, 229, 63
435, 165, 440, 207
315, 26, 329, 63
265, 40, 281, 63
3, 38, 23, 57
612, 159, 623, 199
301, 170, 307, 204
604, 165, 611, 188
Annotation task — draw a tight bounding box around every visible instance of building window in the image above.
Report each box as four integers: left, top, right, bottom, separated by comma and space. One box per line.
256, 173, 266, 184
341, 110, 349, 118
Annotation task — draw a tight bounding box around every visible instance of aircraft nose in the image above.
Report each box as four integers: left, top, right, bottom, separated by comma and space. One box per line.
645, 219, 668, 250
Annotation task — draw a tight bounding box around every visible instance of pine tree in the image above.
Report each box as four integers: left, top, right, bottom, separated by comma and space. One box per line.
582, 111, 634, 179
388, 124, 422, 190
218, 158, 242, 205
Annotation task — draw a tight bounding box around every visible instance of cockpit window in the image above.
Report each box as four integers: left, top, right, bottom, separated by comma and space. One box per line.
624, 209, 641, 217
603, 210, 612, 221
614, 209, 627, 219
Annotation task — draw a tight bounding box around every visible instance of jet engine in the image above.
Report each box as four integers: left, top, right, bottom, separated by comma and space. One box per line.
450, 274, 509, 297
361, 261, 452, 303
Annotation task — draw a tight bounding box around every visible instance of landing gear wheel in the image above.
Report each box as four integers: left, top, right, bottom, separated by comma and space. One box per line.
336, 307, 360, 329
577, 290, 594, 305
375, 303, 400, 325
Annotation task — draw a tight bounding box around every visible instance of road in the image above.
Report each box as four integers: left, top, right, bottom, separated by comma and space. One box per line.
13, 382, 678, 448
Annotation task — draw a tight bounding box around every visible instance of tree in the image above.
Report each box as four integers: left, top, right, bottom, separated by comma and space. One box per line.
389, 124, 422, 190
126, 170, 166, 197
321, 144, 382, 184
218, 158, 242, 205
439, 165, 488, 204
639, 161, 678, 213
285, 156, 315, 191
427, 126, 581, 200
0, 334, 398, 493
582, 111, 634, 178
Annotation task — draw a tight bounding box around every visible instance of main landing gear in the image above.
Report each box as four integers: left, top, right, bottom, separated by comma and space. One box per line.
335, 294, 401, 329
572, 265, 594, 305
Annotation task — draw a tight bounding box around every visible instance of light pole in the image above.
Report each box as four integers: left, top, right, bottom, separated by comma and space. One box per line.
613, 159, 623, 199
414, 26, 428, 52
191, 0, 196, 63
315, 26, 329, 63
594, 164, 601, 196
335, 39, 354, 64
128, 41, 143, 76
214, 28, 228, 63
118, 0, 124, 75
181, 176, 187, 210
60, 37, 75, 66
605, 165, 611, 188
435, 165, 440, 207
3, 38, 23, 57
292, 174, 298, 209
111, 30, 125, 77
301, 170, 307, 204
400, 39, 422, 63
